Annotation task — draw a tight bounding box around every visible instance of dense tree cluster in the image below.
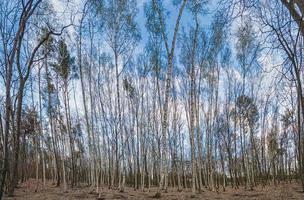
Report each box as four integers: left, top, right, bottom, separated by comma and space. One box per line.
0, 0, 303, 198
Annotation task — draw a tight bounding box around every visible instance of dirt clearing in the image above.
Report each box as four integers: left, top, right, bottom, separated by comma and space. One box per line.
3, 180, 304, 199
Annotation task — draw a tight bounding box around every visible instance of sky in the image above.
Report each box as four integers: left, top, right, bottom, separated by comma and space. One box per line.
48, 0, 278, 112
51, 0, 215, 49
0, 0, 286, 154
0, 0, 278, 105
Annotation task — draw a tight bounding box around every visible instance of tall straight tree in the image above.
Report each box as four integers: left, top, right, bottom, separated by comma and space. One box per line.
53, 39, 75, 190
0, 0, 67, 196
148, 0, 187, 195
100, 0, 140, 192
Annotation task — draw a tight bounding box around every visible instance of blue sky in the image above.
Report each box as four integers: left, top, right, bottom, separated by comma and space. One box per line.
135, 0, 216, 50
50, 0, 217, 53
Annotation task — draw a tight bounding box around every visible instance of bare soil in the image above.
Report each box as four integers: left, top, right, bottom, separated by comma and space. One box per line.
3, 179, 304, 200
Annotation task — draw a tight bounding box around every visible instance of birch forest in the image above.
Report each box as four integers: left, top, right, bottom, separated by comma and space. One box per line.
0, 0, 304, 199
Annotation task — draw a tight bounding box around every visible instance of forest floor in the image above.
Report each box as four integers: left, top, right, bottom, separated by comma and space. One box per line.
3, 179, 304, 200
